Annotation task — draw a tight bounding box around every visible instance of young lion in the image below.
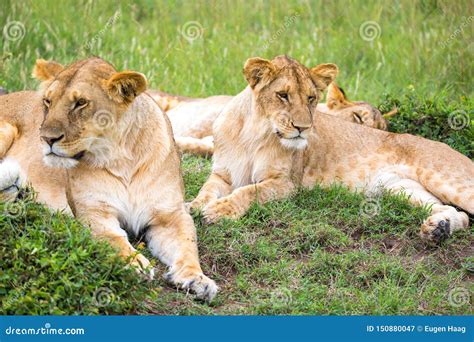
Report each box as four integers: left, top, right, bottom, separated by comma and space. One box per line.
151, 83, 387, 156
0, 58, 217, 301
191, 55, 473, 243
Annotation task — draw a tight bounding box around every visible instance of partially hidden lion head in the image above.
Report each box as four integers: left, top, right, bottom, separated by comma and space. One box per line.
325, 83, 387, 130
243, 55, 338, 150
33, 57, 147, 169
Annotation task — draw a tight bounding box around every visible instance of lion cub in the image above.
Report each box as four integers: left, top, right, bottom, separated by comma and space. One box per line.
191, 56, 473, 243
0, 58, 217, 301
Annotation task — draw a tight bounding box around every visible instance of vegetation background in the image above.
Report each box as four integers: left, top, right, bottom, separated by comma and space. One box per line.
0, 0, 472, 314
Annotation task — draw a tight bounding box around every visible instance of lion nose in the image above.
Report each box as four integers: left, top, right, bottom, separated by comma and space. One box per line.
292, 122, 311, 133
41, 134, 64, 147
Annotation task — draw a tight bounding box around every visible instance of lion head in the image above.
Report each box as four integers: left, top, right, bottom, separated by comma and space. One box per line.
243, 55, 338, 150
33, 57, 147, 169
325, 83, 387, 130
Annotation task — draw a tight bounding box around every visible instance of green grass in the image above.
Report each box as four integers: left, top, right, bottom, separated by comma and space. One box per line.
0, 0, 473, 315
1, 0, 472, 101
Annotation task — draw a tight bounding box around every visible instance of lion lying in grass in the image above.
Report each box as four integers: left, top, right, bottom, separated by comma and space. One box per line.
190, 55, 473, 243
150, 82, 388, 156
0, 58, 217, 301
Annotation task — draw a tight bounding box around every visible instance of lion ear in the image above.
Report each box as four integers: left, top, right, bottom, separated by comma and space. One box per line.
310, 63, 338, 91
243, 57, 276, 89
352, 111, 364, 124
326, 83, 351, 109
104, 71, 147, 104
32, 59, 65, 81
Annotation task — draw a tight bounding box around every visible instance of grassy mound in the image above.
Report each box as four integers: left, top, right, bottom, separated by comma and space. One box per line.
0, 198, 158, 315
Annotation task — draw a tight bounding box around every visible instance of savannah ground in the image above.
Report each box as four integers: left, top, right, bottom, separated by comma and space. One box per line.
0, 0, 473, 314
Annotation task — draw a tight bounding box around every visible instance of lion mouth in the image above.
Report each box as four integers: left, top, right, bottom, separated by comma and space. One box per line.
275, 129, 306, 141
47, 150, 85, 161
275, 129, 308, 150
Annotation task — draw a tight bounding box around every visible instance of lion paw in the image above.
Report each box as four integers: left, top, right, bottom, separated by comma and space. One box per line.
0, 158, 22, 201
189, 193, 215, 212
202, 198, 241, 224
165, 270, 218, 302
420, 208, 469, 244
420, 219, 451, 243
129, 253, 155, 281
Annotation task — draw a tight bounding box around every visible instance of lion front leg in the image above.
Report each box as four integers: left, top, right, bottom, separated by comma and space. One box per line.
84, 213, 154, 279
202, 177, 294, 224
189, 170, 232, 211
146, 209, 218, 302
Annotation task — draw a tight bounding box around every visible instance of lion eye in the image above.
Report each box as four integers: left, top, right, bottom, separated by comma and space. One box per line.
277, 92, 289, 101
43, 98, 51, 108
308, 96, 316, 104
74, 98, 88, 109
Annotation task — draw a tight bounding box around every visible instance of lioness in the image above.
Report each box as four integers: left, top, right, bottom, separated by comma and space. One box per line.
151, 83, 387, 156
0, 58, 217, 301
0, 90, 68, 208
191, 56, 473, 243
